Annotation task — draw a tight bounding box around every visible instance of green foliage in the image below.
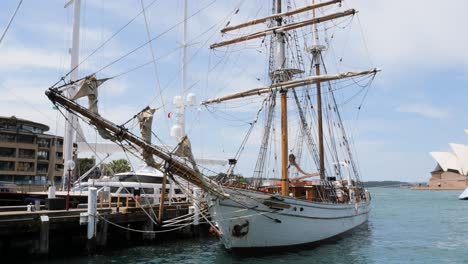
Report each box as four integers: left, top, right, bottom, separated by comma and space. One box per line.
363, 181, 410, 188
103, 159, 131, 175
77, 157, 96, 176
212, 172, 246, 183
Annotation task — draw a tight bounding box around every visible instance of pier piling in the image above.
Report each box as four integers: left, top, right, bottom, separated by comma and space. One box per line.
142, 219, 155, 240
39, 215, 49, 254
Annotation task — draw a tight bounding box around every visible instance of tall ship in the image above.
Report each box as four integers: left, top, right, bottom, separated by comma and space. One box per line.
45, 0, 379, 251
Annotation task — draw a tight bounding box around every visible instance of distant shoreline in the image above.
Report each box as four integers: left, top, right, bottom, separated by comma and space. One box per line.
363, 181, 420, 188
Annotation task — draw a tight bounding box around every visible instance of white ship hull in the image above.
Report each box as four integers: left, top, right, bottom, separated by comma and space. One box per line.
208, 188, 370, 250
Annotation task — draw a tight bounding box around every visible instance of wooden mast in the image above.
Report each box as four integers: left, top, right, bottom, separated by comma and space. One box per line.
220, 0, 342, 33
276, 0, 289, 197
312, 0, 325, 180
201, 69, 379, 105
210, 9, 355, 49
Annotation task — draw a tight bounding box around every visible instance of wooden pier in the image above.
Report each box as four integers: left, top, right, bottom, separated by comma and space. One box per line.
0, 202, 202, 256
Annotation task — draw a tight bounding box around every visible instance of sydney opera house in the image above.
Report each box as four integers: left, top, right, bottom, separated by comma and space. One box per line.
426, 132, 468, 189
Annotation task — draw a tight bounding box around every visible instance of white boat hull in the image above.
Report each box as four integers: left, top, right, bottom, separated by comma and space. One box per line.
459, 187, 468, 200
208, 188, 371, 250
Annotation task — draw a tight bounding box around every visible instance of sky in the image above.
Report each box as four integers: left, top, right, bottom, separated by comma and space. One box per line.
0, 0, 467, 183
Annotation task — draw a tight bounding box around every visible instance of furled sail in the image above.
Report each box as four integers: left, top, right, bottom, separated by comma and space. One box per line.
71, 74, 112, 140
202, 69, 380, 105
72, 74, 110, 112
137, 107, 156, 165
288, 154, 320, 178
174, 135, 200, 174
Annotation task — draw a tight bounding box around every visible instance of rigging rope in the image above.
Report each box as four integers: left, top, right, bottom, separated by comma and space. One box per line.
93, 0, 217, 76
0, 0, 23, 46
139, 0, 167, 120
51, 0, 160, 88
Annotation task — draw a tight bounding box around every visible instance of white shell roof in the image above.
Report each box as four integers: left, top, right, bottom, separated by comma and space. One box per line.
449, 143, 468, 175
430, 151, 462, 174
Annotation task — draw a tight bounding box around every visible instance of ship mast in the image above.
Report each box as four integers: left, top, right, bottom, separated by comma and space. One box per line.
275, 0, 289, 196
63, 0, 81, 189
310, 0, 325, 180
170, 0, 189, 141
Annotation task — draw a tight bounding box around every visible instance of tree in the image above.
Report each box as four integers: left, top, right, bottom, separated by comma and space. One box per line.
103, 159, 131, 175
77, 157, 101, 179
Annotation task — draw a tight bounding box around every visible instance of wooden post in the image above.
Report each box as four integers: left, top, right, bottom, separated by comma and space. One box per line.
158, 173, 168, 223
38, 215, 49, 254
96, 215, 108, 247
99, 192, 103, 209
142, 219, 155, 240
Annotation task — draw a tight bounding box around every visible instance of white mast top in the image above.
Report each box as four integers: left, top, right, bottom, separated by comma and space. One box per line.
171, 0, 191, 141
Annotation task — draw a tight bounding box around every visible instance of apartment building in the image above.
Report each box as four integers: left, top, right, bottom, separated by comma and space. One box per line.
0, 116, 65, 184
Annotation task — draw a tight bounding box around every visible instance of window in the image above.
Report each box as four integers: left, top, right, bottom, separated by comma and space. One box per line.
120, 187, 134, 194
17, 135, 35, 144
56, 139, 63, 147
21, 125, 43, 134
142, 188, 155, 194
17, 162, 34, 172
55, 164, 64, 171
14, 175, 32, 183
37, 150, 49, 160
37, 138, 50, 147
118, 174, 163, 184
37, 164, 48, 174
0, 175, 13, 182
56, 152, 63, 159
33, 176, 47, 184
54, 176, 62, 183
0, 147, 15, 158
159, 188, 170, 194
0, 133, 15, 142
18, 149, 35, 159
0, 161, 15, 171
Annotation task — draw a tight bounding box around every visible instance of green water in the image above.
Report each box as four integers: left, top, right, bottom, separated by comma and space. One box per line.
38, 188, 468, 263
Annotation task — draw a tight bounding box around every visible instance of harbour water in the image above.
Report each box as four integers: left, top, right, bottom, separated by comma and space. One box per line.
34, 188, 468, 264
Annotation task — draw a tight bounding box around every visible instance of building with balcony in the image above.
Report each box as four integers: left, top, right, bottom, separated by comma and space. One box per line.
0, 116, 66, 184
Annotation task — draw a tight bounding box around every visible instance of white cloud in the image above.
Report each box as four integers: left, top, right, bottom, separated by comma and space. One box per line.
99, 79, 128, 96
0, 47, 68, 70
396, 103, 449, 119
0, 79, 66, 136
348, 0, 468, 71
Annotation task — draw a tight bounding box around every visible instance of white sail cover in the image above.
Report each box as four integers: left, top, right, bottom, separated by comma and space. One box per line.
77, 142, 125, 154
449, 143, 468, 175
430, 152, 462, 174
